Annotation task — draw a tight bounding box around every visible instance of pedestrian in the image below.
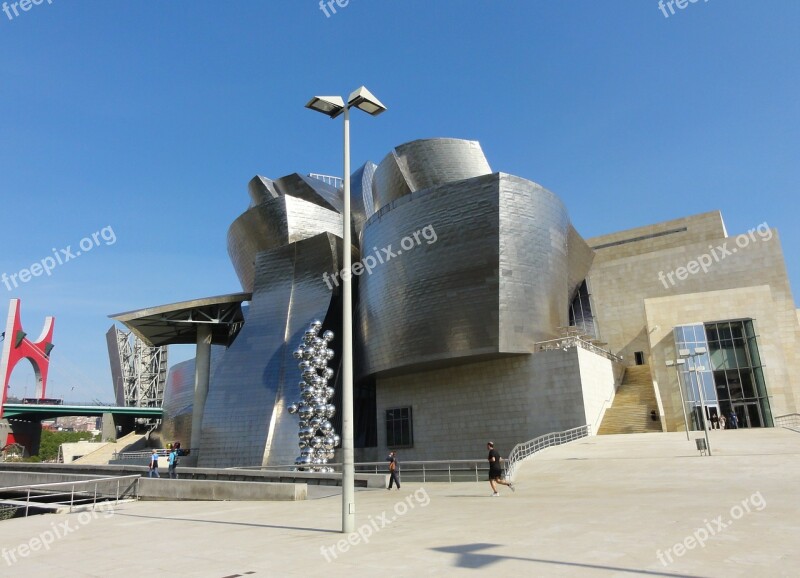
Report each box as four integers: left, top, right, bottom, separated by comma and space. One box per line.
729, 412, 739, 429
148, 449, 160, 478
719, 414, 726, 430
168, 446, 179, 479
487, 442, 514, 496
387, 450, 400, 490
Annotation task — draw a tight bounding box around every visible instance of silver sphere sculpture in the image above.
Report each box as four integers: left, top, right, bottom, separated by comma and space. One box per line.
287, 321, 339, 472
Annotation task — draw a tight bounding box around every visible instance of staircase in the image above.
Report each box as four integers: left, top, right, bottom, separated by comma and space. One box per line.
72, 431, 148, 465
598, 365, 662, 435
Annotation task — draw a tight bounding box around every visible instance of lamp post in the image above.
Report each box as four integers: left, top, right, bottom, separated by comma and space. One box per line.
305, 87, 387, 534
679, 346, 712, 456
665, 358, 691, 441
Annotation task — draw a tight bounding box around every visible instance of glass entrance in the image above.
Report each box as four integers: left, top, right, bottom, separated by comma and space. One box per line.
732, 402, 764, 428
705, 319, 772, 428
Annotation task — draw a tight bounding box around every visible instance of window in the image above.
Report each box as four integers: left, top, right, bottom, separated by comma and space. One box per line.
634, 351, 645, 365
386, 407, 413, 448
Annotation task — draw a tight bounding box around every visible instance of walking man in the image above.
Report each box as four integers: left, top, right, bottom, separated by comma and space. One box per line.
487, 442, 514, 496
387, 450, 400, 490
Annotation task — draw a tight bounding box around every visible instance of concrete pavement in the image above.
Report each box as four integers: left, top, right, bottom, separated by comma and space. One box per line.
0, 428, 798, 577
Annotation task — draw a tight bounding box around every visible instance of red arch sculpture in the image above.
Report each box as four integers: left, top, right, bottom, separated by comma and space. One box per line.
0, 299, 55, 419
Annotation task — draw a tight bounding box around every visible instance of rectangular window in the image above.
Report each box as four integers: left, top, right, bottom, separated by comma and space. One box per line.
386, 407, 413, 448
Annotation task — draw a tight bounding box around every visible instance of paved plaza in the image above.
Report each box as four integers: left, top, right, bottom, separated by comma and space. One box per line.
1, 429, 798, 577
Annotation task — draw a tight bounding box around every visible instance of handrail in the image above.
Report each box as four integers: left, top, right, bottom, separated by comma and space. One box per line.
0, 475, 139, 517
227, 459, 494, 483
534, 337, 621, 362
113, 448, 191, 460
505, 425, 591, 480
774, 414, 800, 430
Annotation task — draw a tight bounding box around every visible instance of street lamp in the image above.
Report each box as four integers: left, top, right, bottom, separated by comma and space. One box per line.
679, 346, 712, 456
664, 358, 691, 441
306, 86, 387, 534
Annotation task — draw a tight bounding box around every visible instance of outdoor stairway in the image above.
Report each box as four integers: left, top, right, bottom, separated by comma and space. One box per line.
72, 432, 147, 465
597, 365, 662, 435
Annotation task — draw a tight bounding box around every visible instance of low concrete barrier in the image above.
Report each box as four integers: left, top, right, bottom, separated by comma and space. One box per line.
138, 478, 306, 501
0, 471, 111, 488
0, 462, 386, 488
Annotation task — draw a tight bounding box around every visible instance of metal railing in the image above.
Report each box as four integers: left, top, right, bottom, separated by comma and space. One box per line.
355, 460, 492, 482
227, 460, 493, 482
534, 337, 621, 362
505, 425, 591, 480
774, 414, 800, 431
0, 475, 140, 518
114, 450, 164, 460
113, 448, 191, 460
308, 173, 343, 189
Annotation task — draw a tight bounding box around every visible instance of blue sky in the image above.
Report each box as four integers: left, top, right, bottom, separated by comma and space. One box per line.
1, 1, 798, 403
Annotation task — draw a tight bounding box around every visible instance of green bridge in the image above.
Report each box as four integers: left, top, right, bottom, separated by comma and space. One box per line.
2, 404, 163, 421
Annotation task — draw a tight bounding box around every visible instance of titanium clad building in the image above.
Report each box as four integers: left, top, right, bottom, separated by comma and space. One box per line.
113, 138, 800, 467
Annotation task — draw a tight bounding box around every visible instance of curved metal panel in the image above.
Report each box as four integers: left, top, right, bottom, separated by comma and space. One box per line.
159, 349, 224, 446
371, 138, 492, 213
497, 174, 573, 351
248, 175, 279, 206
394, 138, 492, 192
199, 232, 342, 468
359, 172, 589, 376
227, 196, 342, 291
371, 150, 411, 216
359, 173, 502, 376
351, 161, 377, 242
273, 173, 343, 213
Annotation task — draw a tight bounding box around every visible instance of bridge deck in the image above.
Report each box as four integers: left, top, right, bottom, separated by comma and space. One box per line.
1, 404, 163, 419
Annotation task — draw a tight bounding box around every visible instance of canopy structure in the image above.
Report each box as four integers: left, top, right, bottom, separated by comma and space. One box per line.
110, 293, 251, 347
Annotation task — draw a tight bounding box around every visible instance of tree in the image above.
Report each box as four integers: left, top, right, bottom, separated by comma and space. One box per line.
36, 430, 99, 462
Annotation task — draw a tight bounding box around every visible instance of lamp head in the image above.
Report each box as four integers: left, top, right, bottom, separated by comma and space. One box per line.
347, 86, 387, 116
305, 96, 346, 118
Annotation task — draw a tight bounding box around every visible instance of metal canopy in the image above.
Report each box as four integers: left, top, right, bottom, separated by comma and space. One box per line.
110, 293, 251, 347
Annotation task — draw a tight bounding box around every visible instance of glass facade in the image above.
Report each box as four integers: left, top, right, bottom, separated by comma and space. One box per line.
673, 324, 717, 430
569, 280, 596, 338
672, 320, 771, 430
705, 320, 772, 428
